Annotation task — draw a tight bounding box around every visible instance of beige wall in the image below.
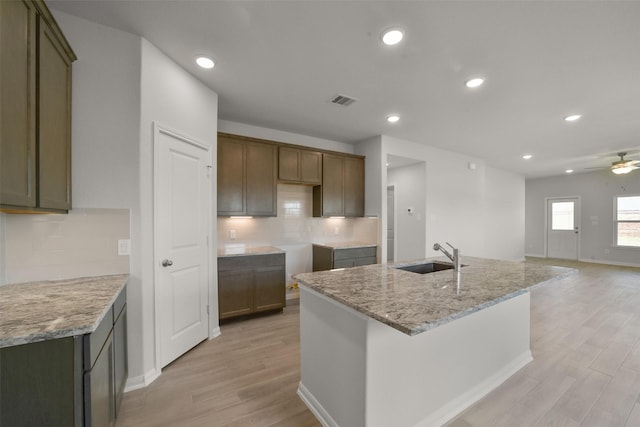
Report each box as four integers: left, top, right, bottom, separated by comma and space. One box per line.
3, 208, 130, 284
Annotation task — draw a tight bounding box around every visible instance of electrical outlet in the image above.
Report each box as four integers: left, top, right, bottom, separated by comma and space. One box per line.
334, 227, 340, 235
229, 229, 236, 240
117, 239, 131, 256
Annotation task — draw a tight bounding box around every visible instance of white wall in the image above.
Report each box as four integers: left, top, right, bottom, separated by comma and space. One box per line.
0, 214, 6, 284
50, 12, 219, 388
387, 163, 427, 261
139, 39, 219, 383
218, 120, 353, 154
50, 10, 148, 380
357, 135, 525, 262
526, 169, 640, 266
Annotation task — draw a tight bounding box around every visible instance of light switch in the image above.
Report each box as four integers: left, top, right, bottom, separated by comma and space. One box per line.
229, 229, 237, 240
118, 239, 131, 256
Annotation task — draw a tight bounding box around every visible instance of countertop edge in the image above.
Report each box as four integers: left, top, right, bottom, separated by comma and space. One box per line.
0, 274, 128, 348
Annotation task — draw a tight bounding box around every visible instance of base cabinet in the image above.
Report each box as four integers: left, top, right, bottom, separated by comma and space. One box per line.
0, 287, 127, 427
218, 253, 286, 320
312, 245, 377, 272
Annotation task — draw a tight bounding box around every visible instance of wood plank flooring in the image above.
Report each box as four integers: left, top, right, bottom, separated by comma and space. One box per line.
116, 259, 640, 427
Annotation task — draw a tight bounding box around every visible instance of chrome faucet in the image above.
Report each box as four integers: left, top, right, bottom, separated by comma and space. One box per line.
433, 242, 461, 272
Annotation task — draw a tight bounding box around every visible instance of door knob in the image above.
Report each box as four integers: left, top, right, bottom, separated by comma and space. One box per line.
162, 259, 173, 267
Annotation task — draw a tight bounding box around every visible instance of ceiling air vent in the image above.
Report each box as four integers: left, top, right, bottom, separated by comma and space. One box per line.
330, 94, 358, 107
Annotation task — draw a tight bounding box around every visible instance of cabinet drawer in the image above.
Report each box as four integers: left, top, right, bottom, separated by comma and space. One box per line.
354, 256, 376, 267
333, 247, 376, 261
218, 253, 285, 271
84, 307, 113, 370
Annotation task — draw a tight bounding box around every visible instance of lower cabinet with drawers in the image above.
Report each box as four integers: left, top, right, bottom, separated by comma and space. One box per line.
0, 286, 127, 427
312, 243, 377, 271
218, 252, 286, 320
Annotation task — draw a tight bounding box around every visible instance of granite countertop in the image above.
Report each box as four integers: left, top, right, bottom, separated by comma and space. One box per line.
312, 241, 377, 250
295, 257, 575, 336
217, 245, 285, 257
0, 274, 128, 348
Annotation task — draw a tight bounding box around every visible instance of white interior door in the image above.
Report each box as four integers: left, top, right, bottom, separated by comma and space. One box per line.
155, 125, 210, 368
546, 198, 579, 260
387, 186, 395, 262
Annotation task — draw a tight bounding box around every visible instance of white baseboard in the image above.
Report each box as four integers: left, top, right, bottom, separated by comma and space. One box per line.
416, 350, 533, 427
297, 382, 338, 427
578, 257, 640, 268
524, 253, 546, 258
124, 368, 161, 392
209, 326, 221, 340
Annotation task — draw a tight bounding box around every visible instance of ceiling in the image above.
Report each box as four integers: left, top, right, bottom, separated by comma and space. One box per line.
48, 0, 640, 178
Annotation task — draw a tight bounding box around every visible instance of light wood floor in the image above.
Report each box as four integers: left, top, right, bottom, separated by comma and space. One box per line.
116, 259, 640, 427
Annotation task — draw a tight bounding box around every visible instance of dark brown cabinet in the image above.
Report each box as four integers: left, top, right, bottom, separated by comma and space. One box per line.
313, 153, 365, 217
217, 133, 277, 216
218, 253, 285, 320
0, 286, 127, 427
278, 146, 322, 184
312, 245, 377, 271
0, 0, 75, 213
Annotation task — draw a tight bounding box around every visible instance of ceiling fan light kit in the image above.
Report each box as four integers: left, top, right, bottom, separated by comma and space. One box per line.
610, 152, 640, 175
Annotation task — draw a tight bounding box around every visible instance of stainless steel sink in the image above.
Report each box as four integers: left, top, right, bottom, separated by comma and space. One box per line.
394, 262, 455, 274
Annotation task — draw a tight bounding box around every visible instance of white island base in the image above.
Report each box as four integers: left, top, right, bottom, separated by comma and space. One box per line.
298, 286, 533, 427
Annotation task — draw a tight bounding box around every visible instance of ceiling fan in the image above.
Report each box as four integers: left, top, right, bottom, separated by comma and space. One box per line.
586, 152, 640, 175
609, 152, 640, 174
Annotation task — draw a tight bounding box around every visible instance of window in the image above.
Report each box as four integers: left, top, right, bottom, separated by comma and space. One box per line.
615, 195, 640, 247
551, 201, 574, 230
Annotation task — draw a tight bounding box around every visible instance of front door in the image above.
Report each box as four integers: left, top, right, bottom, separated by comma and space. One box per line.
154, 125, 211, 368
546, 197, 579, 260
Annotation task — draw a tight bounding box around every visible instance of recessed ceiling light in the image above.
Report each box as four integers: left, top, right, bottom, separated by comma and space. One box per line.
522, 154, 533, 160
381, 28, 404, 46
565, 169, 574, 174
564, 114, 581, 122
195, 56, 215, 69
465, 78, 484, 88
386, 114, 400, 123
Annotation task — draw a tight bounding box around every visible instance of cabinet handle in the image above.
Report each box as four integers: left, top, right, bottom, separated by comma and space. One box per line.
161, 259, 173, 267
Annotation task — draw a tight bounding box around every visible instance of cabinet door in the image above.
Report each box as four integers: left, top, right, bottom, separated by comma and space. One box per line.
217, 136, 245, 215
333, 259, 356, 269
38, 17, 73, 210
344, 156, 364, 217
300, 150, 322, 184
246, 141, 277, 216
114, 306, 128, 416
278, 146, 300, 181
321, 154, 344, 216
0, 0, 37, 208
254, 265, 285, 313
85, 332, 115, 427
218, 270, 254, 319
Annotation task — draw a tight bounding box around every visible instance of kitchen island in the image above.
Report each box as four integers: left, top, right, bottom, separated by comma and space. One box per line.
294, 257, 574, 427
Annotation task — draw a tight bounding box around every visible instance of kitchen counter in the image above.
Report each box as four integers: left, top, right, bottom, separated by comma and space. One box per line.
295, 256, 574, 336
0, 274, 128, 348
295, 258, 576, 426
217, 244, 284, 257
311, 241, 376, 250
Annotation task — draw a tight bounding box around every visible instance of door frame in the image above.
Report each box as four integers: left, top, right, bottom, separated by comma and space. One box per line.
152, 122, 218, 374
544, 196, 581, 260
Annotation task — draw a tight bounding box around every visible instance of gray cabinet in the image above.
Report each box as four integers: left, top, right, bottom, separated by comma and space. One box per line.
0, 286, 127, 427
0, 0, 75, 213
313, 245, 377, 271
313, 153, 365, 217
218, 253, 286, 320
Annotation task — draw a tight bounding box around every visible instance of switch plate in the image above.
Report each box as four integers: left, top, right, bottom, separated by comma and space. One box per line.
118, 239, 131, 256
229, 229, 237, 240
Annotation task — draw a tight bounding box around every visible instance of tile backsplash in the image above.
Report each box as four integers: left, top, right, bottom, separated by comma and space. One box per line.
2, 208, 130, 284
218, 184, 379, 281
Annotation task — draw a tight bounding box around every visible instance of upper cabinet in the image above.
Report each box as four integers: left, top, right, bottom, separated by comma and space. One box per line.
217, 133, 277, 216
278, 146, 322, 185
313, 153, 365, 217
0, 0, 76, 213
